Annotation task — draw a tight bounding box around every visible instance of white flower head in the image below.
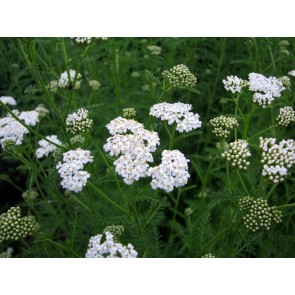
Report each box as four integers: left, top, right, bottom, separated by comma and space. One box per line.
222, 75, 248, 93
36, 135, 62, 159
150, 102, 202, 133
58, 69, 82, 89
0, 96, 17, 106
85, 230, 138, 258
56, 148, 93, 193
148, 149, 190, 192
276, 106, 295, 127
66, 108, 93, 134
248, 73, 285, 108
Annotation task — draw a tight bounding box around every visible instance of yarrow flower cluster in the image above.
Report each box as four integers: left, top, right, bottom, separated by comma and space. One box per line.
147, 45, 162, 55
276, 106, 295, 127
56, 148, 93, 193
239, 197, 282, 231
0, 207, 39, 242
209, 115, 238, 139
88, 80, 101, 90
148, 149, 190, 192
103, 225, 124, 242
47, 80, 59, 93
248, 73, 285, 108
122, 108, 136, 118
66, 108, 93, 134
279, 76, 291, 87
222, 140, 251, 170
0, 96, 17, 106
162, 64, 197, 88
0, 109, 39, 148
150, 102, 202, 133
73, 37, 92, 44
36, 135, 62, 159
35, 104, 49, 119
58, 69, 82, 89
85, 230, 138, 258
260, 137, 295, 183
222, 75, 248, 93
288, 70, 295, 77
202, 253, 215, 258
104, 117, 160, 185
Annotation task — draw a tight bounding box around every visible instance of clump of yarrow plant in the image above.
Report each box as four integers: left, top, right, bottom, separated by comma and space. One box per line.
56, 148, 93, 193
162, 64, 197, 88
260, 137, 295, 183
149, 102, 202, 133
66, 108, 93, 134
239, 197, 282, 232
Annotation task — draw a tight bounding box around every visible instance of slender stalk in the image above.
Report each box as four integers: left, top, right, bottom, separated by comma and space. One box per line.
94, 143, 128, 207
70, 194, 91, 213
168, 124, 176, 150
236, 170, 249, 195
172, 188, 182, 221
248, 124, 278, 141
88, 181, 131, 215
265, 183, 278, 200
130, 187, 147, 254
277, 203, 295, 210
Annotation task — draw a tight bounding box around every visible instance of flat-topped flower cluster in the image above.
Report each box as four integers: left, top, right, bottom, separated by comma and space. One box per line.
56, 148, 93, 193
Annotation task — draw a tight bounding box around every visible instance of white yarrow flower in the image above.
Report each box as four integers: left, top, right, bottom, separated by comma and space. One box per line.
36, 135, 62, 159
0, 96, 17, 106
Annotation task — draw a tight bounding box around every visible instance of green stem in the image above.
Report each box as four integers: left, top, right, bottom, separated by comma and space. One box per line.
130, 187, 147, 254
168, 124, 176, 150
277, 203, 295, 210
248, 125, 278, 141
88, 181, 131, 215
110, 39, 121, 109
70, 194, 91, 213
242, 106, 253, 140
236, 170, 249, 195
253, 178, 264, 198
173, 188, 182, 221
18, 40, 72, 147
265, 183, 278, 200
163, 121, 172, 138
94, 143, 128, 207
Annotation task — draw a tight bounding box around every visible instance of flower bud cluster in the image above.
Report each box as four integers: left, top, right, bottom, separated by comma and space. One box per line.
47, 80, 59, 93
239, 197, 282, 231
56, 148, 93, 193
35, 104, 49, 119
85, 230, 138, 258
22, 190, 39, 201
123, 108, 136, 118
209, 115, 238, 139
222, 140, 251, 170
279, 76, 291, 87
150, 102, 202, 133
0, 251, 12, 258
147, 45, 162, 55
66, 108, 93, 135
147, 149, 190, 192
73, 37, 92, 44
260, 137, 295, 183
248, 73, 285, 108
103, 225, 124, 242
162, 64, 197, 88
88, 80, 101, 90
202, 253, 215, 258
0, 207, 39, 242
276, 106, 295, 127
222, 75, 248, 93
